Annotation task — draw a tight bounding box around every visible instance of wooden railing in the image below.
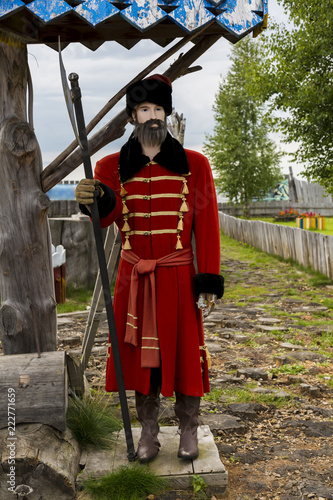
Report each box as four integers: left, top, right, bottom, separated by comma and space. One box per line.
219, 212, 333, 279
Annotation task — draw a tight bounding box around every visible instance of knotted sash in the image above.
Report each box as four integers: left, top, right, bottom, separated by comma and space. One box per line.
121, 247, 194, 368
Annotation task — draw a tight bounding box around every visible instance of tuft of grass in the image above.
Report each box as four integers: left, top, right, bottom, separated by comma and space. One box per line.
66, 395, 122, 449
191, 474, 208, 499
83, 465, 168, 500
203, 387, 224, 403
57, 285, 94, 314
308, 274, 333, 287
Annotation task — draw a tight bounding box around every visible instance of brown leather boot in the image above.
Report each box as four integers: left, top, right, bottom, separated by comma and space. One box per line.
175, 392, 200, 460
135, 384, 160, 463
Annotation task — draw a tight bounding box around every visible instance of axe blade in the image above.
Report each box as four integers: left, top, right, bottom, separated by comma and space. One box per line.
58, 36, 83, 150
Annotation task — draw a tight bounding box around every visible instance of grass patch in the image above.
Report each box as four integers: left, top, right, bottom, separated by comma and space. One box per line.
57, 285, 94, 314
204, 385, 293, 408
308, 275, 333, 287
220, 231, 333, 310
66, 394, 122, 449
271, 364, 306, 376
82, 465, 168, 500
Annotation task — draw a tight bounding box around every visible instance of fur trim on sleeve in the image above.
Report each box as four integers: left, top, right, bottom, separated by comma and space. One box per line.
193, 273, 224, 299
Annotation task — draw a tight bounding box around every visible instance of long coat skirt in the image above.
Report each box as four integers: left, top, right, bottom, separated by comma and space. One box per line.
94, 148, 221, 397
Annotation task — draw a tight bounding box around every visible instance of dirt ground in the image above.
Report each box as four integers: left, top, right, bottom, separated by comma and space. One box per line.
56, 242, 333, 500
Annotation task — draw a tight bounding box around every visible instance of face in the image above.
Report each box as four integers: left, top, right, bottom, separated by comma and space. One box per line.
132, 102, 166, 124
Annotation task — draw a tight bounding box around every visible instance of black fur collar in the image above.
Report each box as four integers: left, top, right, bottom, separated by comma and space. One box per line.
119, 132, 189, 182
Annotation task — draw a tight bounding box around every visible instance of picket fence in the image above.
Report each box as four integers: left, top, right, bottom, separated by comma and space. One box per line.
219, 212, 333, 279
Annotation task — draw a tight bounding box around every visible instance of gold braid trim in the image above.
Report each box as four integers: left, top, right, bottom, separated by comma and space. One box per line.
125, 175, 188, 183
128, 211, 180, 218
126, 193, 183, 201
126, 229, 179, 236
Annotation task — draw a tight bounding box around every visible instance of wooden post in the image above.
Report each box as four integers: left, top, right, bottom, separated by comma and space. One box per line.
0, 41, 57, 354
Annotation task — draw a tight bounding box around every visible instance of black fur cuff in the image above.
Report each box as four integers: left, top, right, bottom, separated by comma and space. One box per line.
79, 183, 116, 219
193, 273, 224, 299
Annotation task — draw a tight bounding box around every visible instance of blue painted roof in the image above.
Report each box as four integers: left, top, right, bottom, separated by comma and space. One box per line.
0, 0, 267, 47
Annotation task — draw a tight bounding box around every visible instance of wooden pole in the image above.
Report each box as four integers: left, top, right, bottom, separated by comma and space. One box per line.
0, 41, 57, 354
41, 34, 222, 192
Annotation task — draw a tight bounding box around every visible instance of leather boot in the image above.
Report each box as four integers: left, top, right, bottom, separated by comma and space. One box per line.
135, 380, 161, 463
175, 392, 200, 460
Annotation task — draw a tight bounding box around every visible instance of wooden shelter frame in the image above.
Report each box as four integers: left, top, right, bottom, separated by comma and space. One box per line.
0, 0, 267, 421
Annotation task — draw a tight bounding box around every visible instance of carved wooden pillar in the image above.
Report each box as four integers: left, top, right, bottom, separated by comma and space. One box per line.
0, 41, 57, 354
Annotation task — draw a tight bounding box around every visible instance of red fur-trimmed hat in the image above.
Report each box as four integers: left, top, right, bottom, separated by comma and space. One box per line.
126, 74, 172, 117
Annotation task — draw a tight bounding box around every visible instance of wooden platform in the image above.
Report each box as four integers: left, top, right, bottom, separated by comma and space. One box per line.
79, 425, 228, 491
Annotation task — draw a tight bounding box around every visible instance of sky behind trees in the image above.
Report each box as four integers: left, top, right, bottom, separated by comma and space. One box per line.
27, 0, 297, 182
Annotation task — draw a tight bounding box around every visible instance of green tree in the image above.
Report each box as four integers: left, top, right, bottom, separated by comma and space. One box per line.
257, 0, 333, 193
204, 37, 282, 217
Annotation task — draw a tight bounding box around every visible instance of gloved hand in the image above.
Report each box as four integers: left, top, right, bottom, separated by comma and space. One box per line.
75, 178, 103, 205
197, 293, 217, 319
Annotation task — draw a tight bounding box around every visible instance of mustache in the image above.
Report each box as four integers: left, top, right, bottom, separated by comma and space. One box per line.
138, 119, 164, 129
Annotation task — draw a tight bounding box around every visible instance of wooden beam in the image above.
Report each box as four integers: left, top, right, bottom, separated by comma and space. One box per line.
42, 25, 213, 182
81, 227, 122, 371
41, 33, 222, 192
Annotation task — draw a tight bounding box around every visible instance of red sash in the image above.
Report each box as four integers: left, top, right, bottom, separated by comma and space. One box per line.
121, 248, 194, 368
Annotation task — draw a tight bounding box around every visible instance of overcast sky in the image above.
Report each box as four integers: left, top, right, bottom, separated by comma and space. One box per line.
27, 0, 301, 183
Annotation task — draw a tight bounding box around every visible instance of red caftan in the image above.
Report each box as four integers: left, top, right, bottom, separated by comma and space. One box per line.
94, 148, 221, 397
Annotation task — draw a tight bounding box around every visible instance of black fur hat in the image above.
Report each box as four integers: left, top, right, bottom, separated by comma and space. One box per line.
126, 74, 172, 117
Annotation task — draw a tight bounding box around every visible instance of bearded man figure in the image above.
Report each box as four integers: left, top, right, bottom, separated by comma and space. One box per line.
76, 74, 224, 463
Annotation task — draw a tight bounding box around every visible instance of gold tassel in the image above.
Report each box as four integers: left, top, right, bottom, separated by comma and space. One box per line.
176, 234, 183, 250
205, 346, 212, 369
120, 184, 128, 197
180, 198, 189, 213
122, 220, 130, 232
123, 236, 132, 250
177, 216, 184, 231
182, 180, 189, 195
122, 201, 129, 214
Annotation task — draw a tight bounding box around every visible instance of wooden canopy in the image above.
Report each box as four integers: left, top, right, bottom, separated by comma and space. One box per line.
0, 0, 267, 49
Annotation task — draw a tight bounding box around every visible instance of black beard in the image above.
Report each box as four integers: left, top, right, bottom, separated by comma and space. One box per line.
133, 119, 168, 148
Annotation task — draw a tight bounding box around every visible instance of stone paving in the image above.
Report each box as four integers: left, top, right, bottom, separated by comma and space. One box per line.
57, 245, 333, 499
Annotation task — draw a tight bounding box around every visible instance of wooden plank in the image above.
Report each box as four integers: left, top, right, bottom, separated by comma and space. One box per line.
148, 427, 193, 479
193, 425, 228, 488
81, 227, 122, 371
0, 351, 67, 431
325, 236, 333, 279
66, 351, 85, 397
77, 426, 227, 492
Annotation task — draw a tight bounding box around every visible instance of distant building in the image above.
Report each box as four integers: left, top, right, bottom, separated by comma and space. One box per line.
48, 180, 78, 201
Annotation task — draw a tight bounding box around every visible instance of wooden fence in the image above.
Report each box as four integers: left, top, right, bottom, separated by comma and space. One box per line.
219, 176, 333, 217
218, 201, 333, 217
291, 178, 333, 204
219, 212, 333, 280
